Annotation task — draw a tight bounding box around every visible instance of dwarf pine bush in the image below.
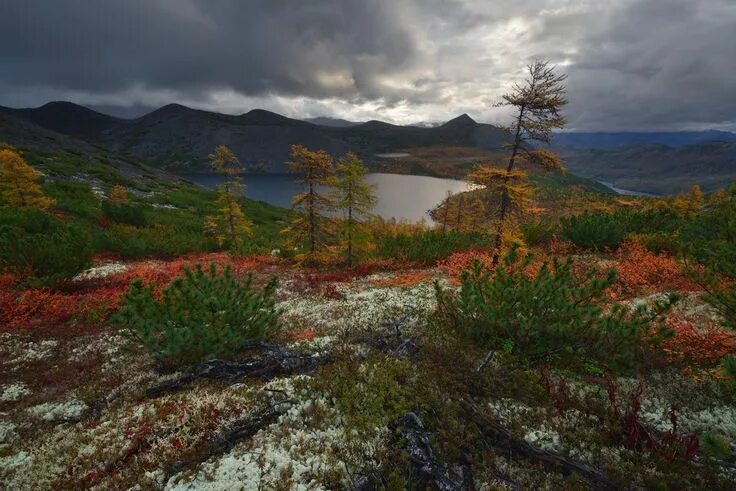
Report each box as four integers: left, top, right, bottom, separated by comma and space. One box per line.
114, 263, 281, 368
0, 220, 92, 286
435, 246, 677, 372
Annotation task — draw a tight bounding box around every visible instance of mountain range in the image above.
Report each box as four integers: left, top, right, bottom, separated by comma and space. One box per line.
0, 102, 507, 173
0, 101, 735, 194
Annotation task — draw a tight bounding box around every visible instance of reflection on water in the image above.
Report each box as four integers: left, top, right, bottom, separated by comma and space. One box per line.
182, 172, 474, 223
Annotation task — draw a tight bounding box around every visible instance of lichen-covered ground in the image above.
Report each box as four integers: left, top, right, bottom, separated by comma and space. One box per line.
1, 258, 735, 489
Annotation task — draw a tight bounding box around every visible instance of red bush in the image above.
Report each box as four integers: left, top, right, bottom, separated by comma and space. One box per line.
658, 313, 736, 369
611, 240, 699, 297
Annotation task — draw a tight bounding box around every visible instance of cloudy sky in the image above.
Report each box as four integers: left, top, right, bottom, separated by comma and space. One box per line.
1, 0, 735, 130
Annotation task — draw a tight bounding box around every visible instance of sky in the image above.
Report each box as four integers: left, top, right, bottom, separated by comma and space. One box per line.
1, 0, 735, 130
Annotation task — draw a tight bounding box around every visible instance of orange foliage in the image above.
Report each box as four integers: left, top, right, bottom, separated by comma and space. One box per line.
659, 313, 736, 369
370, 271, 432, 288
611, 240, 699, 297
0, 253, 283, 334
438, 249, 495, 281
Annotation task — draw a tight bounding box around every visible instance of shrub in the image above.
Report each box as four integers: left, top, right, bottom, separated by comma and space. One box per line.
435, 246, 677, 372
681, 183, 736, 329
0, 221, 92, 286
522, 218, 558, 246
612, 240, 697, 297
101, 201, 147, 227
113, 264, 281, 368
562, 208, 682, 251
375, 230, 493, 264
561, 211, 626, 250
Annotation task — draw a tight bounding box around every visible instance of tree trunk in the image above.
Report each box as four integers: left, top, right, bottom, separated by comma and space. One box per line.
347, 181, 353, 267
308, 180, 315, 255
492, 105, 525, 267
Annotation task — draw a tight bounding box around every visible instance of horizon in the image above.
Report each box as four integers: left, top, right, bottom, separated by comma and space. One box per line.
4, 99, 736, 135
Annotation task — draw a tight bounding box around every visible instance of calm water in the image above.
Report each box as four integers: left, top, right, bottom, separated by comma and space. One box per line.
182, 172, 474, 223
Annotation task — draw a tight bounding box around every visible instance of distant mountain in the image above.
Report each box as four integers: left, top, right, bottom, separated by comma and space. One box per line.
554, 130, 736, 149
303, 116, 360, 127
560, 141, 736, 194
3, 101, 735, 194
0, 103, 508, 172
0, 101, 125, 140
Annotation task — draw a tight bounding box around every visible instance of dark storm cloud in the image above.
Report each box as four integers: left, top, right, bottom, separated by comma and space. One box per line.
0, 0, 421, 100
0, 0, 735, 129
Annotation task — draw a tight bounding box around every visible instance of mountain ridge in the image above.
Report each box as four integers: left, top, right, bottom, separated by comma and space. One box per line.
0, 102, 509, 172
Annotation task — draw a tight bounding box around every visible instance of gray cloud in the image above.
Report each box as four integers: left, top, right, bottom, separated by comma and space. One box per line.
0, 0, 734, 130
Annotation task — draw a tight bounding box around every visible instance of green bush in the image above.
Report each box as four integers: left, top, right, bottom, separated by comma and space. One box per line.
435, 246, 676, 372
375, 230, 493, 263
113, 264, 281, 368
562, 208, 682, 251
102, 201, 147, 227
0, 220, 93, 286
682, 183, 736, 329
522, 218, 558, 246
561, 212, 626, 250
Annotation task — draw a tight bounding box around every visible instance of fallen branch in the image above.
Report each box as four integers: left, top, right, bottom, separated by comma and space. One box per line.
464, 401, 616, 491
165, 401, 293, 484
392, 412, 471, 491
146, 344, 325, 398
476, 350, 495, 372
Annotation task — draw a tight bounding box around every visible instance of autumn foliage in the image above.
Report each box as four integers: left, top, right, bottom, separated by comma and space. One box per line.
611, 240, 699, 297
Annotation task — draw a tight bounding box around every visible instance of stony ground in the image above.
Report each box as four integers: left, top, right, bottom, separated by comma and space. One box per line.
1, 258, 735, 489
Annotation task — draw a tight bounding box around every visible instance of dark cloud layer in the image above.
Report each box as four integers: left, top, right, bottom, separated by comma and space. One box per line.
1, 0, 734, 130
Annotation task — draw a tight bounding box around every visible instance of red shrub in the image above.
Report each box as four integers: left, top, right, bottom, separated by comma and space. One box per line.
658, 313, 736, 369
438, 249, 494, 282
611, 240, 699, 297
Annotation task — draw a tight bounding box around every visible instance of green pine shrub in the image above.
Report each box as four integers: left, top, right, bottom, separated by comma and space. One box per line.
113, 264, 281, 368
562, 208, 682, 251
681, 183, 736, 329
435, 246, 676, 372
0, 215, 93, 286
522, 218, 558, 246
102, 201, 147, 227
561, 211, 626, 250
375, 230, 493, 263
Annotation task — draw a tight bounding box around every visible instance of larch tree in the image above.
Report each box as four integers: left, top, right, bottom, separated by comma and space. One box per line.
207, 145, 252, 246
108, 184, 129, 204
468, 198, 486, 232
0, 144, 55, 210
330, 151, 377, 266
478, 60, 567, 265
454, 192, 467, 231
283, 144, 335, 261
673, 184, 704, 217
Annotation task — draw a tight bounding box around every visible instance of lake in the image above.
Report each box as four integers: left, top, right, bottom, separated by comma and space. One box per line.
182, 172, 474, 223
597, 181, 660, 197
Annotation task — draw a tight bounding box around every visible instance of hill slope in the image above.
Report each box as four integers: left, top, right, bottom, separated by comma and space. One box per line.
560, 141, 736, 194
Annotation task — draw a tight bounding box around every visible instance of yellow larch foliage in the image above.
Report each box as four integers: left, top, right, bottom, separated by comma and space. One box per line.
0, 146, 55, 210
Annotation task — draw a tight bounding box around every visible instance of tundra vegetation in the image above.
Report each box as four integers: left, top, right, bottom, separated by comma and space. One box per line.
1, 62, 735, 489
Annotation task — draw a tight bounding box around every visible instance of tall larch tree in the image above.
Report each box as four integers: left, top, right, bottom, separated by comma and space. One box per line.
283, 144, 335, 261
0, 144, 55, 210
330, 151, 377, 266
476, 60, 567, 265
207, 145, 252, 246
